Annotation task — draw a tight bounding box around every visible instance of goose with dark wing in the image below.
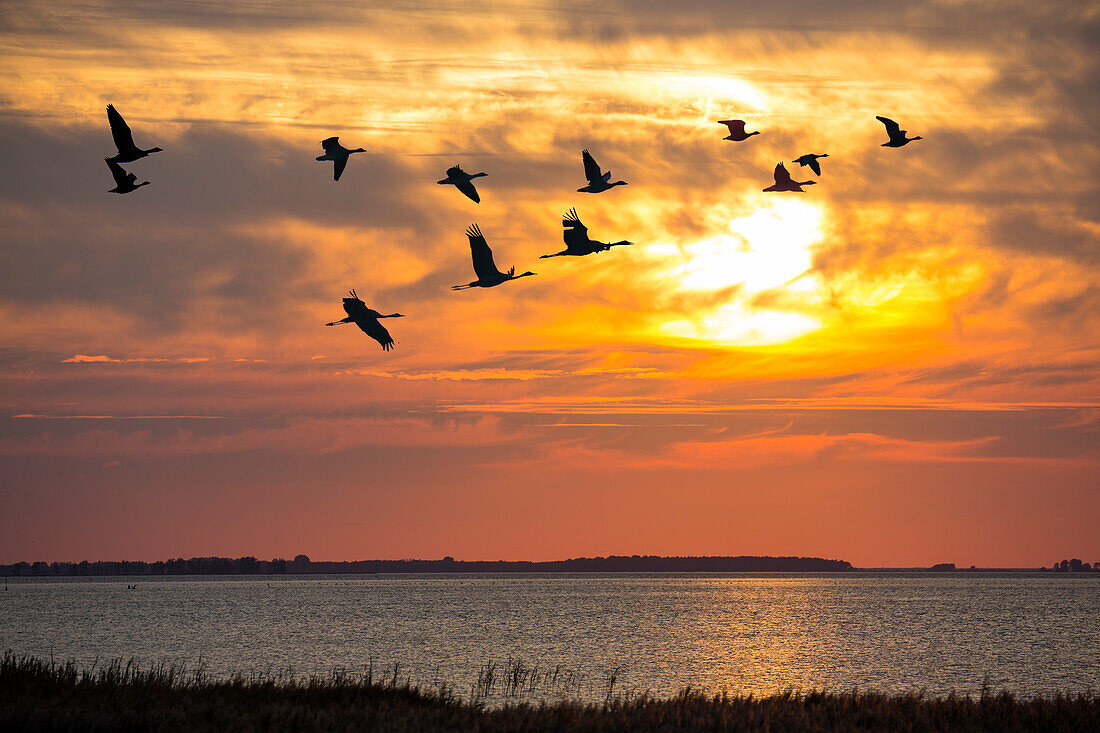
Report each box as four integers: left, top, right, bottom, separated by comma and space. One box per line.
437, 164, 487, 203
106, 104, 163, 163
877, 116, 922, 147
793, 153, 829, 176
452, 224, 536, 290
316, 137, 366, 181
325, 289, 404, 351
762, 162, 816, 192
577, 149, 627, 193
718, 119, 760, 142
105, 158, 150, 194
540, 208, 632, 258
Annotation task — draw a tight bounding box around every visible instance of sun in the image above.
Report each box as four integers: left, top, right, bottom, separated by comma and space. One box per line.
651, 198, 826, 345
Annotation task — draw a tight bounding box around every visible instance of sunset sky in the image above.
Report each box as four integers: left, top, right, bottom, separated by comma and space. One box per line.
1, 0, 1097, 567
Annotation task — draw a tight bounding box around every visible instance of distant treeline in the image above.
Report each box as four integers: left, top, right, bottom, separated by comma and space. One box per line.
1, 557, 289, 577
305, 555, 855, 573
1046, 559, 1096, 572
0, 554, 854, 576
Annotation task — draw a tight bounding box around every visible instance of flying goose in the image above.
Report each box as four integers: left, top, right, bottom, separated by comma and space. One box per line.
718, 119, 760, 142
762, 162, 816, 192
437, 164, 487, 203
793, 153, 829, 176
452, 224, 536, 290
105, 157, 150, 194
540, 208, 632, 258
877, 116, 922, 147
325, 290, 404, 351
106, 104, 162, 163
577, 149, 627, 193
316, 137, 366, 181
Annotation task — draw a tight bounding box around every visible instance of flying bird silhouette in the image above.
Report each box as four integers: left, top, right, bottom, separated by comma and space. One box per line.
316, 137, 366, 181
718, 119, 760, 142
877, 116, 922, 147
324, 289, 404, 351
577, 149, 627, 193
105, 158, 149, 194
437, 164, 487, 203
540, 208, 633, 258
763, 163, 816, 192
452, 224, 536, 290
793, 153, 829, 176
105, 104, 162, 163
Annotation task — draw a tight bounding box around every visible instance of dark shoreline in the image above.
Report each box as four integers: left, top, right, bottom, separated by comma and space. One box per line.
1, 654, 1096, 732
5, 553, 1095, 578
2, 554, 855, 577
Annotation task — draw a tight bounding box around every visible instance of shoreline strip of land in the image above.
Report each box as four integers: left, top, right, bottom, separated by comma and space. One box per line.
4, 554, 1096, 577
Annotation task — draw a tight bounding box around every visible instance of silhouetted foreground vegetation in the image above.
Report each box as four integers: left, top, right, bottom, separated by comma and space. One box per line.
2, 654, 1096, 732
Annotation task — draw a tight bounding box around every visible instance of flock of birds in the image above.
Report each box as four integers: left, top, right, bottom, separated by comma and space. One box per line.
102, 105, 923, 351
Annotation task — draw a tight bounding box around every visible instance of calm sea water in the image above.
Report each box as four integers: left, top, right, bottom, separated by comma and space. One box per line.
1, 573, 1097, 701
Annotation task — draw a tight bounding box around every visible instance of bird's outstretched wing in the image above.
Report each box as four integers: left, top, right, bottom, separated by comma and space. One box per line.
563, 207, 585, 230
358, 319, 395, 351
105, 158, 128, 187
106, 104, 136, 153
773, 163, 793, 186
333, 155, 348, 181
719, 119, 746, 135
466, 224, 501, 281
876, 116, 901, 137
321, 137, 341, 155
454, 178, 480, 203
581, 149, 602, 184
343, 297, 370, 319
807, 158, 821, 176
562, 208, 591, 252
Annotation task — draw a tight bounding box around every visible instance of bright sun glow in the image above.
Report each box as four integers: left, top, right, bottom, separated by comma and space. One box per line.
652, 199, 825, 345
664, 74, 770, 113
